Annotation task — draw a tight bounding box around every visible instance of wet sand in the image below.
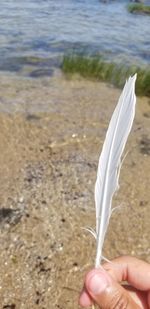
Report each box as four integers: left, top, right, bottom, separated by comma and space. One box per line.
0, 73, 149, 308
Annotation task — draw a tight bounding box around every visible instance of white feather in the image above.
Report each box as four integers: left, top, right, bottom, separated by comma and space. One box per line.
95, 74, 137, 267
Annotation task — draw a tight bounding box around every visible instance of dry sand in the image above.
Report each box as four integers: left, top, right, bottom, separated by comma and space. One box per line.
0, 73, 149, 308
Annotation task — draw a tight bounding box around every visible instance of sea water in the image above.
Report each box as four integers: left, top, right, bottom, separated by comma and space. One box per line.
0, 0, 149, 77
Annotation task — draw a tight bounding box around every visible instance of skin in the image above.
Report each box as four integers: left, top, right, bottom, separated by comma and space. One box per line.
79, 256, 150, 309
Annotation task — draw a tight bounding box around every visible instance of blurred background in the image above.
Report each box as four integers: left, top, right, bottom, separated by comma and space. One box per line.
0, 1, 149, 308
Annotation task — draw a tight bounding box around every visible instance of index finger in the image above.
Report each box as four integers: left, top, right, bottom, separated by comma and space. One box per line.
103, 255, 150, 291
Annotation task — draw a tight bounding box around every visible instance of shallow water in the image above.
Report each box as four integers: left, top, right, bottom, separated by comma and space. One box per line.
0, 0, 150, 76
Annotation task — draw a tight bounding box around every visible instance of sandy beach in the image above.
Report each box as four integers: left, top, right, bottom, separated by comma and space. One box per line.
0, 73, 149, 309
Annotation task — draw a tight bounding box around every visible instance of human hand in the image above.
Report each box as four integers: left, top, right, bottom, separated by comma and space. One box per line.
79, 256, 150, 308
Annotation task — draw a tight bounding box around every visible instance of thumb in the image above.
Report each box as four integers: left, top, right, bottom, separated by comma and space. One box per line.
84, 269, 140, 309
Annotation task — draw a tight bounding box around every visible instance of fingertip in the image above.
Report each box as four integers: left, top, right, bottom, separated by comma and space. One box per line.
85, 268, 110, 295
79, 289, 92, 307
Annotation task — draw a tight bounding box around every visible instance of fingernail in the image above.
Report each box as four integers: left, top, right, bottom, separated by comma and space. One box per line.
87, 272, 109, 295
